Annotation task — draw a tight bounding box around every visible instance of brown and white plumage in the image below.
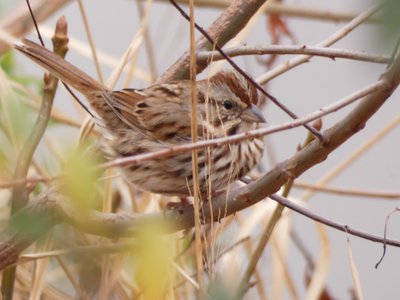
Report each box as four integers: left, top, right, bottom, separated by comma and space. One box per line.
15, 39, 265, 197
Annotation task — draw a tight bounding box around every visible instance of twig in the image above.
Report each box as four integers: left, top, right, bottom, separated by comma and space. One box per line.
257, 4, 382, 84
1, 15, 399, 273
236, 188, 288, 298
345, 229, 364, 300
237, 121, 317, 297
172, 237, 250, 291
25, 0, 45, 46
34, 26, 153, 83
20, 242, 138, 261
159, 0, 268, 82
235, 215, 268, 300
171, 261, 200, 290
197, 45, 390, 64
293, 181, 400, 200
9, 16, 68, 211
4, 182, 400, 272
77, 0, 104, 83
1, 16, 69, 300
188, 0, 205, 297
150, 0, 380, 23
136, 1, 158, 81
168, 0, 323, 141
0, 176, 57, 189
300, 115, 400, 202
100, 79, 385, 170
375, 207, 400, 269
0, 0, 69, 54
269, 194, 400, 249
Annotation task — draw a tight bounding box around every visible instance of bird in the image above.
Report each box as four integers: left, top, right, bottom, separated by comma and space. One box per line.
15, 39, 265, 198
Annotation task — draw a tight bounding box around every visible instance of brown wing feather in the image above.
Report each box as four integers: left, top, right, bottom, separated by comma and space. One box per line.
110, 89, 146, 129
111, 87, 193, 142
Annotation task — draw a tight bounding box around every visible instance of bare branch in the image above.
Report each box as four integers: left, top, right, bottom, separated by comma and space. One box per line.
1, 16, 69, 299
151, 0, 380, 23
257, 4, 382, 84
293, 181, 400, 200
158, 0, 268, 82
0, 0, 69, 54
198, 45, 390, 65
1, 45, 399, 270
100, 79, 385, 170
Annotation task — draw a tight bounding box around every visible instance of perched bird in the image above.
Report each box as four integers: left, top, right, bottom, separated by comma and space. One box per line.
15, 39, 265, 198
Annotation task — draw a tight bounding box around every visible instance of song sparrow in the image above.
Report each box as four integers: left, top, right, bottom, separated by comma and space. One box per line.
15, 39, 265, 198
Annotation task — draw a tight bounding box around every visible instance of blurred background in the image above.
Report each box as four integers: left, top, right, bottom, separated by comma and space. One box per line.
1, 0, 400, 299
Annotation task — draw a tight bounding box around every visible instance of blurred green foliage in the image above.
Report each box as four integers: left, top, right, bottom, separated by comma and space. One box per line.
9, 204, 53, 240
378, 0, 400, 46
0, 51, 15, 75
0, 50, 63, 180
0, 50, 43, 91
0, 66, 32, 177
61, 147, 101, 211
133, 228, 175, 300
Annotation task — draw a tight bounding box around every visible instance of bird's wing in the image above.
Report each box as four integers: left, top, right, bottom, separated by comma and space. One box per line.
110, 87, 193, 142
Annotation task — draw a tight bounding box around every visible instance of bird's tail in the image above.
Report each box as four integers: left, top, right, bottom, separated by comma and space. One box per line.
14, 39, 133, 130
15, 39, 106, 96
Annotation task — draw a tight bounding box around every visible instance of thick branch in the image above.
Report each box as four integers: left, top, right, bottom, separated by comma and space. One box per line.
0, 48, 399, 270
158, 0, 268, 82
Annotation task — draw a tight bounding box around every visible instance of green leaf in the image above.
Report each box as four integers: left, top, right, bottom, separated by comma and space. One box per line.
0, 51, 16, 75
61, 147, 101, 211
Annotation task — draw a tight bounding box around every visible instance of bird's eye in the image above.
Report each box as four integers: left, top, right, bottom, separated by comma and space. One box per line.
222, 100, 234, 110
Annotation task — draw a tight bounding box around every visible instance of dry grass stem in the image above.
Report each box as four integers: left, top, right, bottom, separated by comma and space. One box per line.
294, 181, 400, 200
188, 0, 205, 297
300, 115, 400, 201
1, 1, 399, 299
102, 79, 385, 170
77, 0, 104, 83
346, 234, 364, 300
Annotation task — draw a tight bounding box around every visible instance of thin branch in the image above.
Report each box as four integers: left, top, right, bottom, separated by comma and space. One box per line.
171, 261, 200, 290
77, 0, 104, 83
20, 242, 138, 262
257, 4, 382, 84
159, 0, 269, 82
0, 52, 398, 267
188, 0, 205, 296
0, 176, 57, 189
168, 0, 324, 140
0, 0, 69, 54
197, 45, 390, 65
100, 79, 385, 170
237, 123, 316, 297
300, 115, 400, 202
1, 1, 400, 274
293, 181, 400, 200
9, 17, 68, 211
1, 16, 69, 299
375, 208, 400, 269
136, 1, 158, 81
269, 194, 400, 249
236, 188, 288, 298
151, 0, 380, 23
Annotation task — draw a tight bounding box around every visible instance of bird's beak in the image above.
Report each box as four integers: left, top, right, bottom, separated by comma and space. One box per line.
240, 104, 266, 123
